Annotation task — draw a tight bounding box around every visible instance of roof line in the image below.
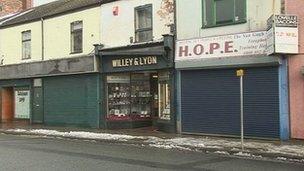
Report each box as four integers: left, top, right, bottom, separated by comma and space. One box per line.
0, 9, 34, 25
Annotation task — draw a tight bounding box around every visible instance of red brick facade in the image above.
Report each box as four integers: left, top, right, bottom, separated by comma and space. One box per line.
0, 0, 33, 17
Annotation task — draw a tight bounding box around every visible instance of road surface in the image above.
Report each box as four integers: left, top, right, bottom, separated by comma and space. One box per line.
0, 133, 303, 171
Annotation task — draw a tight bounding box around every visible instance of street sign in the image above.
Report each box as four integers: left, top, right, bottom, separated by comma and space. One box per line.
236, 69, 244, 77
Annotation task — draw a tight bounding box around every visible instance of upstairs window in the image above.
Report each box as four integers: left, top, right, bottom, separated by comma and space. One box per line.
71, 21, 83, 53
202, 0, 246, 28
135, 4, 153, 42
22, 30, 31, 59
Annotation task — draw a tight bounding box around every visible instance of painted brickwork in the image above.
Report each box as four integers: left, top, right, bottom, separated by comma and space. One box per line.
0, 0, 32, 17
286, 0, 304, 139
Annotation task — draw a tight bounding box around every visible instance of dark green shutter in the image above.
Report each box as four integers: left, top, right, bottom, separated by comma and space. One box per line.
44, 74, 99, 128
234, 0, 246, 23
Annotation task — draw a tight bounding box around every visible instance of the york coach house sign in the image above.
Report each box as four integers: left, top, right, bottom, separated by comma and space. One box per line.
176, 31, 267, 61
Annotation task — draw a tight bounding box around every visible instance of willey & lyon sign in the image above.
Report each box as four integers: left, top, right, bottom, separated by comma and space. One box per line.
112, 56, 157, 67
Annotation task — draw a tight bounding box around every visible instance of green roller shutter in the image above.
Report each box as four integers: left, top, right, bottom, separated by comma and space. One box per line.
44, 74, 99, 127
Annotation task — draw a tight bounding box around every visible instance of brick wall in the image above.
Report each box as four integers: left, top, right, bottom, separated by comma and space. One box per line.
0, 0, 33, 17
285, 0, 304, 140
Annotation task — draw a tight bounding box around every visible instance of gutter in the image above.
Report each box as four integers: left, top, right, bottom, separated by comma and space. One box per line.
41, 17, 44, 61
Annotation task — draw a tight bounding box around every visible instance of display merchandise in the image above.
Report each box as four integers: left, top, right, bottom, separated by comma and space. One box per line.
106, 73, 152, 121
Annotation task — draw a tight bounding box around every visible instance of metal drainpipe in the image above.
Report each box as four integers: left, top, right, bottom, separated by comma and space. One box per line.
41, 17, 44, 61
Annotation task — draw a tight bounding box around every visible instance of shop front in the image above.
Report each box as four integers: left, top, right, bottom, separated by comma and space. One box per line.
97, 36, 175, 132
0, 55, 99, 127
0, 79, 32, 123
175, 31, 289, 140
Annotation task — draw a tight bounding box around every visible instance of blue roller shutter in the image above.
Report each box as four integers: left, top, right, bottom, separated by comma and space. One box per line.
243, 67, 280, 138
181, 67, 279, 138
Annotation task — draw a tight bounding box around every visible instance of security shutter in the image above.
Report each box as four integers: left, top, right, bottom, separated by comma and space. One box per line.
181, 67, 280, 138
44, 74, 99, 127
243, 67, 280, 138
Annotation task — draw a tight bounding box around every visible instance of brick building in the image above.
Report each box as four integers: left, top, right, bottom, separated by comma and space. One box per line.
0, 0, 33, 17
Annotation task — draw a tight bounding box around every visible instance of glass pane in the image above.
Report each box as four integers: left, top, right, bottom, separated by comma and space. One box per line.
215, 0, 234, 24
235, 0, 246, 22
130, 73, 151, 120
71, 21, 83, 31
107, 74, 131, 121
136, 6, 152, 29
22, 31, 31, 41
22, 41, 31, 59
72, 30, 82, 52
136, 30, 152, 42
158, 72, 171, 120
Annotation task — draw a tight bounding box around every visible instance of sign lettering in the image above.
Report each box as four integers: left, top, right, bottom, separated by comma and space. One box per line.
175, 31, 267, 61
112, 56, 157, 68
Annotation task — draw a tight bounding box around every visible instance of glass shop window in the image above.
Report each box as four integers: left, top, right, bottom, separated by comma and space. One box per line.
158, 71, 171, 120
106, 73, 152, 121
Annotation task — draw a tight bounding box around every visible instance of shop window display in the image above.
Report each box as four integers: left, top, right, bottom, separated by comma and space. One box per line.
106, 73, 152, 121
158, 72, 171, 120
106, 72, 171, 121
130, 74, 152, 119
107, 74, 131, 120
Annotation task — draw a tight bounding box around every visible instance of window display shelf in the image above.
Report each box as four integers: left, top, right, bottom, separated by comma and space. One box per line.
106, 73, 153, 122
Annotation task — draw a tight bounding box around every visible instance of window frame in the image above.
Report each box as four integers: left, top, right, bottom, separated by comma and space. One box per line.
202, 0, 247, 28
70, 20, 83, 54
134, 4, 153, 43
21, 30, 31, 60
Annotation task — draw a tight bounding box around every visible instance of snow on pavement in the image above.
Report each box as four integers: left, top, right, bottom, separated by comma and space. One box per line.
7, 129, 145, 141
4, 128, 304, 162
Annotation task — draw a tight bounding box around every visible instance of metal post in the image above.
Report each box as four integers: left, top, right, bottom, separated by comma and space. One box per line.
240, 75, 244, 151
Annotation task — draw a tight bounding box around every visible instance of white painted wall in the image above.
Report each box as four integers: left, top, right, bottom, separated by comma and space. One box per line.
100, 0, 174, 48
43, 6, 101, 60
0, 6, 101, 65
0, 21, 42, 65
176, 0, 282, 40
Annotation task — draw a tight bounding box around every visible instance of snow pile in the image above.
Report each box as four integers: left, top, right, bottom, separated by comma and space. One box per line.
7, 129, 145, 142
145, 137, 304, 159
4, 128, 304, 162
214, 151, 229, 155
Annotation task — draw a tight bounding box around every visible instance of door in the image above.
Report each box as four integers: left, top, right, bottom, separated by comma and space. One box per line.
14, 89, 31, 119
32, 87, 43, 123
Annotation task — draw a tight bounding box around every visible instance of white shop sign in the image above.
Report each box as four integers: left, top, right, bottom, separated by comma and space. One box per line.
14, 90, 30, 119
175, 31, 267, 61
266, 15, 299, 55
107, 74, 130, 83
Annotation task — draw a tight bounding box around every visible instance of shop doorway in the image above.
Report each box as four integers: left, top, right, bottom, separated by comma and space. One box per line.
1, 87, 14, 122
105, 71, 171, 128
1, 87, 31, 123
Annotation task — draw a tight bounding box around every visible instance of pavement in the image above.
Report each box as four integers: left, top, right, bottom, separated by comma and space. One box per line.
0, 122, 304, 164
